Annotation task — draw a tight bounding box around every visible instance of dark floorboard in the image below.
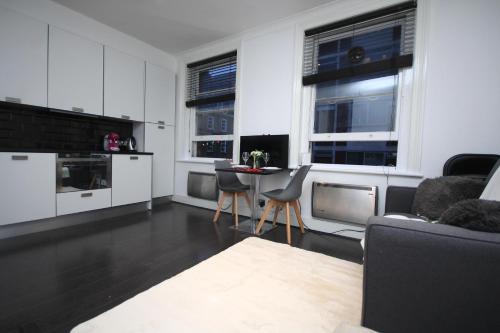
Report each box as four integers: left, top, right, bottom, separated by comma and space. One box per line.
0, 202, 363, 333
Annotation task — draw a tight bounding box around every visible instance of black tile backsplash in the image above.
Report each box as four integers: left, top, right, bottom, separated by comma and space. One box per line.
0, 102, 133, 152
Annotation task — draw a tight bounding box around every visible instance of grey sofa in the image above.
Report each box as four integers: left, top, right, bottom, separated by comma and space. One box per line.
362, 186, 500, 333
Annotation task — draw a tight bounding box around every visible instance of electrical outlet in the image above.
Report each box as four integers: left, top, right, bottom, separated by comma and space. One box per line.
259, 199, 266, 207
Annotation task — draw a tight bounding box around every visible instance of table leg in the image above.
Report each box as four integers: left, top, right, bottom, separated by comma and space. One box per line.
229, 173, 276, 235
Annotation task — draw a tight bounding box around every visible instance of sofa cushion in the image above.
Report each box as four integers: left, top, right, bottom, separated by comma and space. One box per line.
439, 199, 500, 232
411, 176, 485, 220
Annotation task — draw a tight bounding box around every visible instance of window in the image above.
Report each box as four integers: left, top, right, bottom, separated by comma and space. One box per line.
220, 118, 228, 132
302, 2, 416, 167
207, 116, 215, 130
185, 51, 237, 159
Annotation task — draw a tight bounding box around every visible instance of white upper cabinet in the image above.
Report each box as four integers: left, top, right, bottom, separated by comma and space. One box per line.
145, 62, 175, 125
104, 47, 145, 122
48, 26, 103, 115
0, 7, 48, 107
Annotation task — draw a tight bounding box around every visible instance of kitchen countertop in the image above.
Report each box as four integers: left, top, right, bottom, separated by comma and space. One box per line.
0, 148, 153, 155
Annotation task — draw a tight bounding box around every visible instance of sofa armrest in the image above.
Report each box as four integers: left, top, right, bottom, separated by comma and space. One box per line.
362, 216, 500, 333
384, 186, 416, 214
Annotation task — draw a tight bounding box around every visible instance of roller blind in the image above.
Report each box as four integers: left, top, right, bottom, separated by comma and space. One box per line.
185, 51, 237, 107
303, 1, 417, 86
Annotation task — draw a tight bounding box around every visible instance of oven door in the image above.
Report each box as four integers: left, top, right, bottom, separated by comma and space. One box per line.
56, 154, 111, 193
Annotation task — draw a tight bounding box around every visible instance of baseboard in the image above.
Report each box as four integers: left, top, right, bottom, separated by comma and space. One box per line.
172, 195, 365, 239
0, 202, 150, 240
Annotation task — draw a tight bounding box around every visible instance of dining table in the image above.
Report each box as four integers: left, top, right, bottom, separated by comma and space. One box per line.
214, 166, 285, 234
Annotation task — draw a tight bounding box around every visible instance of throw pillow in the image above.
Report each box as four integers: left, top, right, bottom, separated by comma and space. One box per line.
411, 176, 485, 220
439, 199, 500, 232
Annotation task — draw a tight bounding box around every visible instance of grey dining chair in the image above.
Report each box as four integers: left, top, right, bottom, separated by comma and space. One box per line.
256, 165, 312, 244
213, 160, 252, 226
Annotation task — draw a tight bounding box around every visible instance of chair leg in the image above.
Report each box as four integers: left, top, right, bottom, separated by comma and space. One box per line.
234, 192, 239, 227
232, 193, 236, 216
213, 192, 227, 223
292, 200, 305, 234
256, 200, 274, 234
272, 204, 281, 226
242, 192, 252, 208
285, 202, 292, 245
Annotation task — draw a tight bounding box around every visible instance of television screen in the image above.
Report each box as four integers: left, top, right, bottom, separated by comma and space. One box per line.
239, 135, 289, 169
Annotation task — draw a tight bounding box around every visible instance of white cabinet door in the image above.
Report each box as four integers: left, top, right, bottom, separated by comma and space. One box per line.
48, 26, 103, 115
111, 155, 152, 206
104, 47, 145, 122
145, 63, 175, 125
57, 188, 111, 216
0, 153, 56, 225
0, 7, 48, 107
145, 123, 174, 198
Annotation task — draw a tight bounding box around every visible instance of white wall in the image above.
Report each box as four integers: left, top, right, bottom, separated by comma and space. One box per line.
419, 0, 500, 177
0, 0, 177, 71
174, 0, 500, 237
238, 26, 296, 136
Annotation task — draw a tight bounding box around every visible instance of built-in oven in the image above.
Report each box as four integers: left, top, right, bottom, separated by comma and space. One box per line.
56, 153, 111, 193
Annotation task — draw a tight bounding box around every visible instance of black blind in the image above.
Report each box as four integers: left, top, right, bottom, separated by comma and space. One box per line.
185, 51, 237, 108
302, 1, 416, 86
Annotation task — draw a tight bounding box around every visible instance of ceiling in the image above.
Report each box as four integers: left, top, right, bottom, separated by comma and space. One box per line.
52, 0, 333, 54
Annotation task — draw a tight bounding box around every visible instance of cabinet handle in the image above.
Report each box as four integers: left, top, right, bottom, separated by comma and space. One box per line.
158, 121, 165, 125
121, 115, 130, 120
5, 97, 21, 104
81, 192, 93, 198
158, 125, 165, 129
72, 107, 84, 113
11, 155, 28, 161
130, 156, 139, 160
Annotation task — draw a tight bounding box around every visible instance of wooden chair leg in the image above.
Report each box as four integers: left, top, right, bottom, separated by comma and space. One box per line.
233, 192, 239, 227
285, 202, 291, 244
256, 200, 274, 234
292, 200, 305, 234
213, 192, 227, 223
242, 192, 252, 208
272, 204, 281, 226
232, 193, 236, 216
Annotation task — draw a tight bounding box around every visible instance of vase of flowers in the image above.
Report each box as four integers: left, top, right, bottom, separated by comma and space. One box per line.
250, 150, 263, 169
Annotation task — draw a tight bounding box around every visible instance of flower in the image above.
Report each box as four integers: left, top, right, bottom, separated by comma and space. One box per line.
250, 150, 263, 158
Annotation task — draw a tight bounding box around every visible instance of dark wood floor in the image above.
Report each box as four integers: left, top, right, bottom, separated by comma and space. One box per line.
0, 202, 363, 333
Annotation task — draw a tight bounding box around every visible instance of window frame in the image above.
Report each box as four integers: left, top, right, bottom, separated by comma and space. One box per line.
189, 106, 235, 159
185, 51, 239, 161
305, 67, 412, 170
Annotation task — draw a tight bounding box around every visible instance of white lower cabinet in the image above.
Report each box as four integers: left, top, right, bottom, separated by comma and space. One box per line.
145, 123, 174, 198
56, 189, 111, 216
112, 155, 152, 207
0, 153, 56, 225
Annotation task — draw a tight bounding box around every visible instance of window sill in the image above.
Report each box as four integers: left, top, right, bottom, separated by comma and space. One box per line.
295, 163, 423, 178
177, 158, 225, 165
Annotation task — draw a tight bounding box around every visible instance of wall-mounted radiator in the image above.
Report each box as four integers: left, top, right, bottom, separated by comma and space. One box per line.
187, 172, 219, 201
312, 182, 377, 225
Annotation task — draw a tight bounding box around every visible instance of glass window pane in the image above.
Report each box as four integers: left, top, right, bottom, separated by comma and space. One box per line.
192, 140, 233, 159
317, 26, 401, 72
198, 63, 237, 97
195, 101, 234, 136
314, 73, 397, 134
311, 141, 397, 166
